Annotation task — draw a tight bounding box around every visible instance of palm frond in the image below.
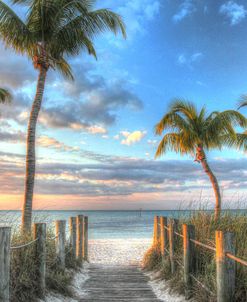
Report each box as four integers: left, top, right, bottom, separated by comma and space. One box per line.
0, 88, 12, 103
51, 16, 97, 58
155, 112, 191, 135
0, 0, 32, 52
1, 0, 126, 81
88, 9, 126, 38
238, 94, 247, 109
155, 99, 247, 159
208, 110, 247, 138
221, 133, 247, 151
169, 98, 198, 121
54, 57, 74, 80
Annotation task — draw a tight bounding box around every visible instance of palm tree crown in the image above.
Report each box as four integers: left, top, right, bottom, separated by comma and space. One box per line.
155, 99, 247, 158
0, 0, 126, 78
0, 0, 126, 232
155, 99, 247, 220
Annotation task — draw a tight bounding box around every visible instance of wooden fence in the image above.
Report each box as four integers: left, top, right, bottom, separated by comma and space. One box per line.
0, 215, 89, 302
153, 216, 247, 302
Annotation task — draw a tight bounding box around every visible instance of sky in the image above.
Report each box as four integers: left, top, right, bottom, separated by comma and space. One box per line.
1, 0, 247, 210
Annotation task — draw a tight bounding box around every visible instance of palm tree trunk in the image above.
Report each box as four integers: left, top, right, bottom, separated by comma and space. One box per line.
197, 146, 221, 220
22, 67, 47, 233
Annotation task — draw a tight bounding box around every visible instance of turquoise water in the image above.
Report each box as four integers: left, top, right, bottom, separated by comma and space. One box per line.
0, 210, 246, 239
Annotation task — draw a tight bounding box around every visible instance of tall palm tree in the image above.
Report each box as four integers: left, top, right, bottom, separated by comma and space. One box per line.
0, 87, 12, 103
155, 99, 247, 220
0, 0, 126, 232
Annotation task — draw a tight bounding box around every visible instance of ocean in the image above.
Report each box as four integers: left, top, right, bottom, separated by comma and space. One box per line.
0, 209, 246, 240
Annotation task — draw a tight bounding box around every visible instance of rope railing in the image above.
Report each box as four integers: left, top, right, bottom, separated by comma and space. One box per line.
10, 238, 38, 250
0, 215, 89, 302
174, 231, 183, 238
226, 252, 247, 267
190, 238, 216, 252
49, 233, 60, 240
10, 231, 62, 250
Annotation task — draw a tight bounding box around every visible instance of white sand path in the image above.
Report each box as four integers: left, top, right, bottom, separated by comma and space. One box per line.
41, 238, 185, 302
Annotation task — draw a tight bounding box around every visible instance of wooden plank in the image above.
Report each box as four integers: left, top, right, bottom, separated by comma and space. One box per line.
0, 226, 11, 302
153, 216, 159, 245
183, 224, 195, 300
216, 231, 236, 302
34, 223, 46, 298
79, 299, 161, 302
160, 216, 168, 257
76, 215, 84, 265
55, 220, 66, 269
168, 218, 175, 274
82, 264, 163, 301
83, 216, 88, 261
69, 217, 77, 260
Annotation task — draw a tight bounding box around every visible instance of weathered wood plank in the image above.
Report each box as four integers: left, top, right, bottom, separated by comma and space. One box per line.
69, 217, 77, 260
55, 220, 66, 269
76, 215, 84, 264
81, 264, 163, 302
34, 223, 46, 298
0, 226, 11, 302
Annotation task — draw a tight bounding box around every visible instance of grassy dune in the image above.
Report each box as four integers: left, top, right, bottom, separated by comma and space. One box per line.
143, 212, 247, 302
10, 226, 79, 302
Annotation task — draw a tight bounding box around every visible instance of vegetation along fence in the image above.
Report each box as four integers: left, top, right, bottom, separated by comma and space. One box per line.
0, 215, 89, 302
152, 216, 247, 302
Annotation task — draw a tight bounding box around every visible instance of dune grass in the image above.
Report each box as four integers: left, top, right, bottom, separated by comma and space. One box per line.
143, 211, 247, 302
10, 225, 79, 302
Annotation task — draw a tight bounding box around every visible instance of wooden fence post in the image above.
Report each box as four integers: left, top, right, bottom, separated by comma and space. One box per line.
69, 217, 77, 260
0, 227, 11, 302
76, 215, 84, 264
183, 224, 195, 300
34, 223, 46, 298
153, 216, 159, 245
83, 216, 88, 261
216, 231, 236, 302
168, 218, 176, 274
55, 220, 66, 269
160, 217, 168, 257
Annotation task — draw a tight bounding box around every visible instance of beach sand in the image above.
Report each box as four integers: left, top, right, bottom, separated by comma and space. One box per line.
41, 238, 185, 302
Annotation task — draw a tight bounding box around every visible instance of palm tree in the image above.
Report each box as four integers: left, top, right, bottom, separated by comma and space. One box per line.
0, 88, 12, 103
0, 0, 126, 232
155, 99, 247, 220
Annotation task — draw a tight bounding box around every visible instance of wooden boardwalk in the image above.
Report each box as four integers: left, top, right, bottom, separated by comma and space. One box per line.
80, 264, 163, 302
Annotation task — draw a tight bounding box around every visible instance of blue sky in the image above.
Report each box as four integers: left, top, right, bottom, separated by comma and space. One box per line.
0, 0, 247, 210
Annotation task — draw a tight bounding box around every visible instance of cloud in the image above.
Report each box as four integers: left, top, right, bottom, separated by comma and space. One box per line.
177, 52, 203, 67
117, 0, 160, 38
0, 62, 143, 134
88, 126, 107, 134
173, 0, 196, 23
0, 130, 25, 143
178, 54, 187, 64
219, 1, 247, 25
0, 151, 247, 205
0, 46, 35, 89
144, 1, 160, 20
120, 130, 147, 145
147, 139, 158, 146
113, 134, 120, 140
37, 136, 79, 152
